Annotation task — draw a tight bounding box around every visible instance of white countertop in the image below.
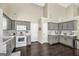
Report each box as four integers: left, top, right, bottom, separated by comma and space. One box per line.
0, 36, 15, 46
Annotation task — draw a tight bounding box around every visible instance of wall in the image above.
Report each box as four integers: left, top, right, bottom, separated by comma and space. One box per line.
43, 4, 48, 18
46, 3, 67, 20
0, 8, 3, 43
43, 3, 79, 21
38, 18, 48, 43
66, 4, 79, 19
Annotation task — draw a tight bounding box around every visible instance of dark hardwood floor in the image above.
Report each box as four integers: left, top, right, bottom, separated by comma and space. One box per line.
13, 42, 79, 56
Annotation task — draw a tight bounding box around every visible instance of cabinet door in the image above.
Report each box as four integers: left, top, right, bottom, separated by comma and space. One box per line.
48, 35, 52, 44
66, 36, 73, 47
58, 23, 63, 30
59, 36, 66, 44
27, 35, 31, 45
73, 20, 77, 30
62, 22, 68, 30
48, 35, 58, 44
48, 22, 58, 30
11, 20, 15, 30
67, 21, 73, 30
62, 20, 77, 30
26, 22, 30, 30
60, 36, 73, 47
3, 16, 11, 30
7, 19, 12, 30
11, 38, 15, 52
6, 40, 11, 56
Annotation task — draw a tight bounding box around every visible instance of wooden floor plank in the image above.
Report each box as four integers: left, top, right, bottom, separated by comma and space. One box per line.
13, 42, 79, 56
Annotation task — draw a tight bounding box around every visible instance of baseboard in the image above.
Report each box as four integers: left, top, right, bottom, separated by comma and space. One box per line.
50, 42, 60, 46
31, 41, 73, 48
48, 42, 73, 49
14, 41, 74, 50
31, 41, 41, 44
59, 43, 73, 48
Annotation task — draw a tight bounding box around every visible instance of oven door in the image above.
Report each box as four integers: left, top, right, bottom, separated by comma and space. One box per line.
16, 36, 27, 47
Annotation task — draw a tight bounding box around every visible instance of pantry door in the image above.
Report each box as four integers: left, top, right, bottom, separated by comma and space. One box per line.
31, 22, 38, 42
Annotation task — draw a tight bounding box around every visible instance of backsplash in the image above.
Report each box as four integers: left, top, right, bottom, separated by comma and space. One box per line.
61, 31, 76, 36
3, 30, 31, 36
3, 30, 16, 36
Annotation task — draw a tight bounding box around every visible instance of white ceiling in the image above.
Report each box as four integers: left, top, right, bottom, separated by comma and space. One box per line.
58, 3, 72, 8
34, 3, 79, 8
34, 3, 45, 7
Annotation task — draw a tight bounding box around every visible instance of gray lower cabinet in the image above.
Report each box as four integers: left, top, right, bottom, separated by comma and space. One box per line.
66, 36, 73, 47
6, 38, 15, 56
59, 36, 73, 47
48, 35, 58, 44
6, 40, 12, 56
27, 35, 31, 45
59, 36, 66, 44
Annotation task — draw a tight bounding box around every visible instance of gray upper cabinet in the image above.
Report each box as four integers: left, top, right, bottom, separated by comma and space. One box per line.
15, 21, 30, 30
72, 20, 77, 30
3, 14, 31, 30
62, 20, 76, 30
3, 14, 12, 30
48, 22, 58, 30
62, 22, 68, 30
11, 20, 15, 30
26, 22, 30, 30
48, 20, 76, 30
7, 19, 12, 30
67, 21, 73, 30
58, 23, 63, 30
